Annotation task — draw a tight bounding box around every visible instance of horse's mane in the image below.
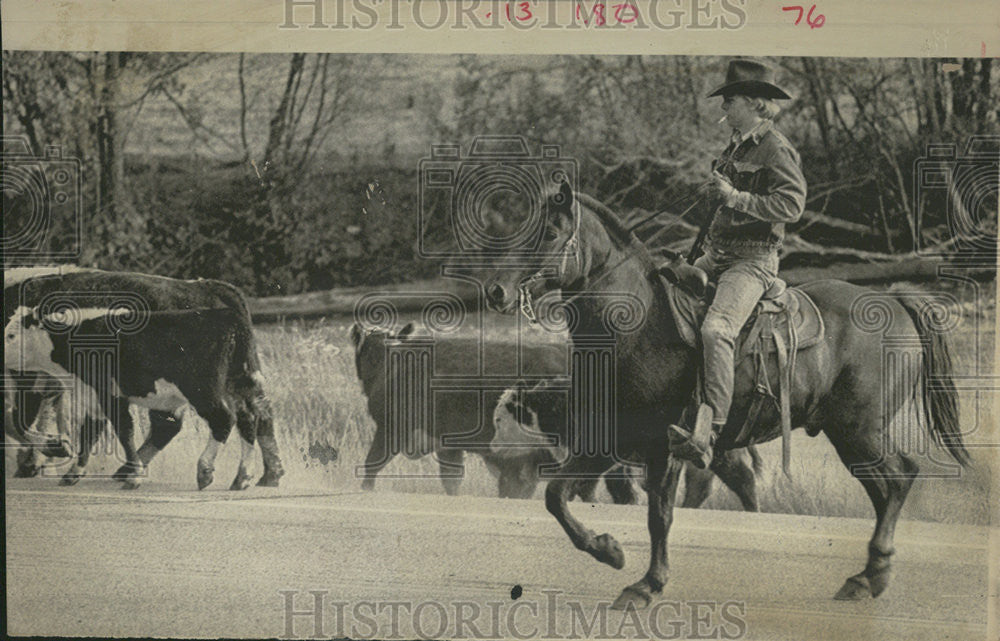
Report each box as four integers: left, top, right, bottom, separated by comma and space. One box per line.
572, 191, 663, 274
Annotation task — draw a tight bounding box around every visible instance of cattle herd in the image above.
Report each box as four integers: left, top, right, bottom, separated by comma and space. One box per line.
4, 265, 755, 508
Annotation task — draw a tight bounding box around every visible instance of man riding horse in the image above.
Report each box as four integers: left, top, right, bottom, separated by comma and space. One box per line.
668, 58, 807, 468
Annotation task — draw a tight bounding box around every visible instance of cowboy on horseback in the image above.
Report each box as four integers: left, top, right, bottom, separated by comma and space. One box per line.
668, 58, 807, 469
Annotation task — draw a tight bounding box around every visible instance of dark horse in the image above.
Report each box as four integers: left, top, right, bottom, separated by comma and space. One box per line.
483, 182, 970, 609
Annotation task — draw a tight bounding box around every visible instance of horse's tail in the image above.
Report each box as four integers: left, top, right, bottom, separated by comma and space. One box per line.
894, 295, 970, 466
747, 444, 764, 475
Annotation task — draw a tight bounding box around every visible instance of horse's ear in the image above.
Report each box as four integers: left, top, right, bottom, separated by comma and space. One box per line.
551, 180, 575, 218
396, 322, 415, 340
350, 323, 362, 346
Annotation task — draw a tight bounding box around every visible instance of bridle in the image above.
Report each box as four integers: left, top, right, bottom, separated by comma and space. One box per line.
518, 198, 582, 324
516, 186, 707, 325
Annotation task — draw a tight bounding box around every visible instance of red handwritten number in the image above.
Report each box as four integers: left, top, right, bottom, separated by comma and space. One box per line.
613, 3, 639, 23
805, 4, 825, 28
505, 2, 532, 21
781, 6, 803, 24
782, 5, 825, 28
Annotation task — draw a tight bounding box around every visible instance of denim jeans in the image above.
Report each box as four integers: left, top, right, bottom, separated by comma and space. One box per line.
693, 245, 779, 425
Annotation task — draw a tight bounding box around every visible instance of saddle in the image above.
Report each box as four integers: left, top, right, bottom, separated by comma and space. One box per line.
659, 261, 825, 475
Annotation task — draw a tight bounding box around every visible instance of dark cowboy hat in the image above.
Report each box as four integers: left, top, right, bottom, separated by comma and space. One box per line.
707, 59, 792, 100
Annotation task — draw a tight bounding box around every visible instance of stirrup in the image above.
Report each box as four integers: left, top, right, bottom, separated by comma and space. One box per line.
668, 404, 715, 469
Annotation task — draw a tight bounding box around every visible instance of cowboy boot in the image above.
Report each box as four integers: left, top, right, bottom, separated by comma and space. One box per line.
668, 403, 717, 469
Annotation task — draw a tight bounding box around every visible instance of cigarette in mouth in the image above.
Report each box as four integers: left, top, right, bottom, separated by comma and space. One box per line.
717, 115, 727, 124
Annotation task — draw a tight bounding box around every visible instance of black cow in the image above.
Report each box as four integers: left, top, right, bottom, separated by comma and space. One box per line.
352, 322, 557, 498
3, 268, 283, 489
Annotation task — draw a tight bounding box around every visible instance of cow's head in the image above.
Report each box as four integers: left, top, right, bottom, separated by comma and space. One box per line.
4, 306, 58, 374
351, 322, 415, 398
491, 379, 565, 459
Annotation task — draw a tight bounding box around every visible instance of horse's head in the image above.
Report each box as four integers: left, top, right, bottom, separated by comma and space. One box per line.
483, 181, 584, 320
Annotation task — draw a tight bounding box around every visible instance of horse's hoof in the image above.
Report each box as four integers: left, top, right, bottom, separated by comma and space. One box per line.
834, 575, 871, 600
111, 464, 131, 481
59, 472, 82, 486
256, 470, 282, 488
121, 477, 142, 490
230, 470, 253, 491
611, 585, 652, 611
593, 533, 626, 570
361, 478, 376, 491
868, 568, 891, 597
197, 465, 214, 490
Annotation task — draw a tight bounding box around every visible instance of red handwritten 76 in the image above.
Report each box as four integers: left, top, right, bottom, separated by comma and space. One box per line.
782, 4, 826, 29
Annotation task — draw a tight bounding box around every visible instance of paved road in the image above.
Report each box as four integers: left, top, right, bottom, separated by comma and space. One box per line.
4, 480, 993, 640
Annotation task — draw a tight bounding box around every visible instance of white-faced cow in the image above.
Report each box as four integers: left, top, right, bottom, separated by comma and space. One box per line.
492, 378, 762, 511
3, 268, 283, 489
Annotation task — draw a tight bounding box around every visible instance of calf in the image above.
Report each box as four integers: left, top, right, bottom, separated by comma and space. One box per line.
3, 268, 284, 488
492, 379, 762, 511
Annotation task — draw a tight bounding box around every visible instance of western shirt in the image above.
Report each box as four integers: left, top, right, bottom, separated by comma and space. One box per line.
707, 119, 807, 255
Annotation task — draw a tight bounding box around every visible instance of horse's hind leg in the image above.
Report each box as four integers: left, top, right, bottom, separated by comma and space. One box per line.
827, 429, 918, 600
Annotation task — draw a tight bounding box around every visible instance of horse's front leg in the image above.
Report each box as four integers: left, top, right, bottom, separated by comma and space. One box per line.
612, 454, 684, 610
544, 457, 625, 569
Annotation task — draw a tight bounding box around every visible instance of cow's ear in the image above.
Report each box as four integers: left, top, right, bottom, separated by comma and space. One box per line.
550, 180, 575, 220
350, 323, 362, 346
396, 322, 415, 340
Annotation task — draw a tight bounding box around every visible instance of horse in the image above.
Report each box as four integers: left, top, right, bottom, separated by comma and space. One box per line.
482, 181, 969, 609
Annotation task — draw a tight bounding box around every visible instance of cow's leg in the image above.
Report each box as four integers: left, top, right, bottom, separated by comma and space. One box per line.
107, 399, 145, 490
11, 391, 66, 477
252, 396, 284, 487
436, 447, 465, 496
360, 424, 395, 491
59, 416, 105, 486
681, 462, 714, 508
139, 411, 183, 465
544, 456, 624, 569
572, 478, 600, 502
612, 454, 684, 610
231, 401, 257, 491
604, 465, 640, 505
496, 458, 540, 499
14, 446, 46, 478
196, 401, 236, 490
708, 447, 759, 511
112, 410, 183, 480
9, 390, 71, 462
